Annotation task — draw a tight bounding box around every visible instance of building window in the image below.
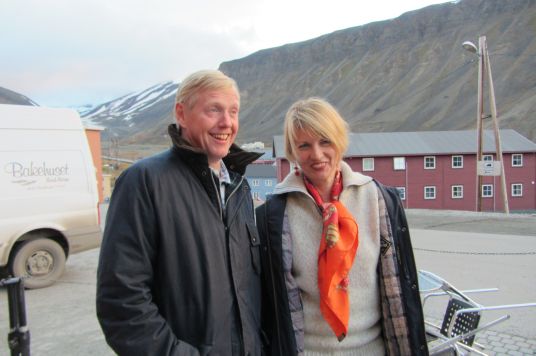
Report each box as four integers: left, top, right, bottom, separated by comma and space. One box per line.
424, 186, 436, 200
483, 154, 493, 161
362, 158, 374, 171
451, 185, 463, 199
251, 179, 260, 187
452, 155, 463, 168
482, 184, 493, 198
512, 154, 523, 167
511, 183, 523, 197
252, 192, 260, 200
264, 179, 272, 187
396, 187, 406, 200
424, 156, 436, 169
393, 157, 406, 170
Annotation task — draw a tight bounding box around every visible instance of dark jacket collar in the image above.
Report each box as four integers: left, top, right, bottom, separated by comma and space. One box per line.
167, 124, 262, 176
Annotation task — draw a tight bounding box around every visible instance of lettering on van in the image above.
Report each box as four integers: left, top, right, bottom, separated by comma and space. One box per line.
1, 152, 85, 196
4, 162, 70, 179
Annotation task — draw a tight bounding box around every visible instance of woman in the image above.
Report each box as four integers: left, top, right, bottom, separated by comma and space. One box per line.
256, 98, 428, 355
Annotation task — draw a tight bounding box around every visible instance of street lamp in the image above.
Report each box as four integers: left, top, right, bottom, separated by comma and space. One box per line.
463, 36, 509, 214
462, 41, 477, 54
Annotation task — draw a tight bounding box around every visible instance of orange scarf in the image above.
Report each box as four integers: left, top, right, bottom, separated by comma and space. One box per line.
303, 171, 359, 341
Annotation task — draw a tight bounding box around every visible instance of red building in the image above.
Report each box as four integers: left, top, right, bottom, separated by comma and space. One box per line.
273, 130, 536, 212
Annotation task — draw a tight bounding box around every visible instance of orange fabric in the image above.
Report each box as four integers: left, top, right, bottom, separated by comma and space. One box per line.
303, 172, 359, 341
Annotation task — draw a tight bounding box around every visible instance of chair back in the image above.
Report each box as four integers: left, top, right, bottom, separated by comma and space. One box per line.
440, 298, 481, 346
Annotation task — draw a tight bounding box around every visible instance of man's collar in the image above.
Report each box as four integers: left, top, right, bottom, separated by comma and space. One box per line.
211, 160, 231, 184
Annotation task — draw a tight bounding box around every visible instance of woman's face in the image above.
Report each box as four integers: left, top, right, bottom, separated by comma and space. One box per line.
293, 128, 340, 188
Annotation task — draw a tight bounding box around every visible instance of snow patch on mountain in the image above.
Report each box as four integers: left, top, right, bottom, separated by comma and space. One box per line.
81, 81, 178, 129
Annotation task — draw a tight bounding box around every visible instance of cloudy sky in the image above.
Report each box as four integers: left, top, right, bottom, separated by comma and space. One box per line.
2, 0, 449, 108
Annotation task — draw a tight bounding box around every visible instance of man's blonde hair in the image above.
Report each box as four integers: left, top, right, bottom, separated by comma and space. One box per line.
174, 70, 239, 110
284, 97, 349, 162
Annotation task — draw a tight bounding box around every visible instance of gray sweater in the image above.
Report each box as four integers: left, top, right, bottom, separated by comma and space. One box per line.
273, 162, 385, 355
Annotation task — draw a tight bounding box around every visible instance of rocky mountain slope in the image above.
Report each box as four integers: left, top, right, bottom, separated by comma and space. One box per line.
222, 0, 536, 144
117, 0, 535, 145
81, 81, 178, 141
4, 0, 535, 146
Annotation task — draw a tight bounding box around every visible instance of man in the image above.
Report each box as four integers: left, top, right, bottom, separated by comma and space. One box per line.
96, 70, 263, 355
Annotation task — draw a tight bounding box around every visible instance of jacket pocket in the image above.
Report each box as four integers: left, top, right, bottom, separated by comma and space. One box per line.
247, 222, 261, 274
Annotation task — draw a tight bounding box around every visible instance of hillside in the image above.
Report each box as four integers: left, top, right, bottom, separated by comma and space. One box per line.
5, 0, 536, 146
0, 87, 37, 106
81, 81, 178, 142
221, 0, 536, 144
107, 0, 535, 145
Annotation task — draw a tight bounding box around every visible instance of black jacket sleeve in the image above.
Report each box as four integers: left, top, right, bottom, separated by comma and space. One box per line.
96, 167, 200, 356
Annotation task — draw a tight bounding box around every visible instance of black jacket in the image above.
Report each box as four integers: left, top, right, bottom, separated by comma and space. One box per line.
256, 181, 428, 356
97, 125, 263, 356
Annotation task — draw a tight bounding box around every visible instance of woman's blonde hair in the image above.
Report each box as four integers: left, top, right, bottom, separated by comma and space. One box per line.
174, 70, 239, 110
284, 97, 349, 162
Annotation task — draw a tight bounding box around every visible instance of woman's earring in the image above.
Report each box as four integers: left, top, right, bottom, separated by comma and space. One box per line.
294, 165, 300, 176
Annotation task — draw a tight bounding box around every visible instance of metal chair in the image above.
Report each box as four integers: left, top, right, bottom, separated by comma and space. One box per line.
418, 270, 536, 355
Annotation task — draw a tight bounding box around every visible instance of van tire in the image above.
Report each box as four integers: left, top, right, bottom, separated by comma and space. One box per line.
10, 238, 66, 289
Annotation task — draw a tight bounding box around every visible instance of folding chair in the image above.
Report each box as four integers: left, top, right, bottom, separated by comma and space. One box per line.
418, 270, 536, 356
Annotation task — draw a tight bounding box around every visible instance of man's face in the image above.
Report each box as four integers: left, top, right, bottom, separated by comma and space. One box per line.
175, 87, 239, 170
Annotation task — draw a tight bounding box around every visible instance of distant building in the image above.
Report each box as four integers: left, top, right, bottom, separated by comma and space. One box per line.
84, 124, 104, 203
245, 149, 276, 201
272, 130, 536, 212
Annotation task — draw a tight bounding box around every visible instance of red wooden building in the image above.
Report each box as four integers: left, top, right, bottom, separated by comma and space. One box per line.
273, 130, 536, 212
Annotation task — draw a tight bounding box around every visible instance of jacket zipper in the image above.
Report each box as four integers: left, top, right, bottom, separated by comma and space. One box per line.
225, 176, 244, 208
212, 172, 248, 352
210, 172, 245, 221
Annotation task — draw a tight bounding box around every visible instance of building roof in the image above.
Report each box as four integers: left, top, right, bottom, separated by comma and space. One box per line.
273, 129, 536, 158
245, 163, 277, 178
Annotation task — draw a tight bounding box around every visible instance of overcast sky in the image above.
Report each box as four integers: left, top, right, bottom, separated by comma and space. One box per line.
1, 0, 450, 108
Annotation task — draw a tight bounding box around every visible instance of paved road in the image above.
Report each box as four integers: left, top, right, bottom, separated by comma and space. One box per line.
408, 209, 536, 355
405, 208, 536, 237
0, 208, 534, 355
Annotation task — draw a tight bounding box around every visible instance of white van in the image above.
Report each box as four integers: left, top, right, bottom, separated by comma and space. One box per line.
0, 104, 102, 288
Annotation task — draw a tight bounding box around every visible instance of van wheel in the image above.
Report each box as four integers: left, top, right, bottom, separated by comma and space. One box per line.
10, 239, 66, 289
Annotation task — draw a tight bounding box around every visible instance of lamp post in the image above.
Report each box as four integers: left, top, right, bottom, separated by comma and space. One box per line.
463, 36, 509, 214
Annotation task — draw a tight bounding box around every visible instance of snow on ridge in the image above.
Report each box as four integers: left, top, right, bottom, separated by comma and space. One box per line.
90, 105, 107, 116
162, 89, 176, 100
123, 90, 165, 115
81, 80, 179, 127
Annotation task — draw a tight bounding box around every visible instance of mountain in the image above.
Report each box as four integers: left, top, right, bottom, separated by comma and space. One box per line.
221, 0, 536, 144
82, 81, 178, 142
0, 87, 38, 106
102, 0, 535, 145
7, 0, 536, 146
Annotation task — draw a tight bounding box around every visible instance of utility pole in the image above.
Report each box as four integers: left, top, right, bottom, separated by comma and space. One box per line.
463, 36, 509, 214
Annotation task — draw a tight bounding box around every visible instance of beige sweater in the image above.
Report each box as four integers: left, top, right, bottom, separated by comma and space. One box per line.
275, 162, 385, 356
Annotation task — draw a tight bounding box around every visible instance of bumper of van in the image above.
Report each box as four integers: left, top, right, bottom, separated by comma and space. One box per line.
66, 227, 102, 255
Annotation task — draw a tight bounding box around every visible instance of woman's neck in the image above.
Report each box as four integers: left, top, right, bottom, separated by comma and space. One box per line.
313, 177, 335, 203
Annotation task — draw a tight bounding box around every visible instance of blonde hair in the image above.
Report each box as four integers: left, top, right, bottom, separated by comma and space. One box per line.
174, 70, 239, 110
284, 97, 349, 162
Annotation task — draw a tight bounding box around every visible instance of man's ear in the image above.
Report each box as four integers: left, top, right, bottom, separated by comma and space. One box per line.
175, 102, 185, 127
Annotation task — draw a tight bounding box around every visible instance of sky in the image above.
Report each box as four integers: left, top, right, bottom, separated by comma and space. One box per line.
1, 0, 450, 108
